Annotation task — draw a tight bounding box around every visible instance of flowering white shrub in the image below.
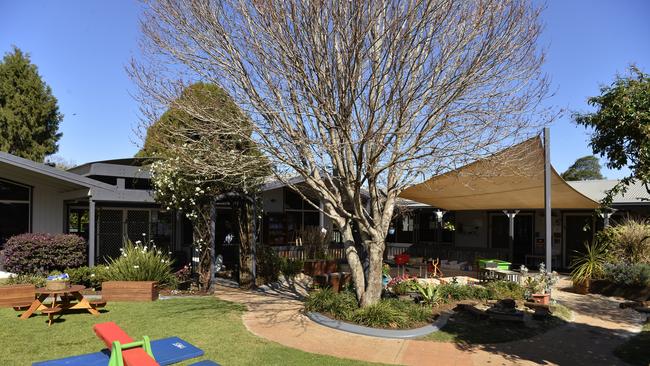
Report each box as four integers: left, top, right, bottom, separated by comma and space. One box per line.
104, 240, 176, 287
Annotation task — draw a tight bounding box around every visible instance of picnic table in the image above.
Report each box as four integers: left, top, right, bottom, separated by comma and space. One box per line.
20, 284, 100, 320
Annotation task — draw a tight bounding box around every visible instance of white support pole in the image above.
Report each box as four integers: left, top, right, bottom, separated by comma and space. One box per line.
503, 210, 520, 261
88, 200, 96, 267
544, 128, 552, 271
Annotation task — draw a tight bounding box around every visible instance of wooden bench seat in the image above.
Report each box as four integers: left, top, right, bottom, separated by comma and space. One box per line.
41, 307, 62, 326
90, 299, 107, 308
12, 303, 32, 311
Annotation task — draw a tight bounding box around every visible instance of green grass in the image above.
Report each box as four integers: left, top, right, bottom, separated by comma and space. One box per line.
614, 322, 650, 366
0, 297, 384, 366
423, 303, 571, 344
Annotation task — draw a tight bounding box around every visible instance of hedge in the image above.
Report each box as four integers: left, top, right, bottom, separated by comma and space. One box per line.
2, 233, 87, 274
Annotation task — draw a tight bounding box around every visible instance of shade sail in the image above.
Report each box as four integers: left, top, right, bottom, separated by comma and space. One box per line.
399, 137, 599, 210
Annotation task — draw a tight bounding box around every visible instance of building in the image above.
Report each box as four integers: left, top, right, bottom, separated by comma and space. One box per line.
2, 142, 649, 272
0, 152, 191, 267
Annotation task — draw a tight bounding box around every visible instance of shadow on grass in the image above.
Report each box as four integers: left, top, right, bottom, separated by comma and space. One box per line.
614, 323, 650, 366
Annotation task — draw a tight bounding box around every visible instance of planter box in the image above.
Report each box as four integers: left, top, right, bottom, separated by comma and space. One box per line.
303, 260, 338, 276
102, 281, 159, 302
0, 284, 35, 308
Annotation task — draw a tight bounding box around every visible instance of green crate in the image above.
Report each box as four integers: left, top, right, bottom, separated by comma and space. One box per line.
478, 259, 511, 270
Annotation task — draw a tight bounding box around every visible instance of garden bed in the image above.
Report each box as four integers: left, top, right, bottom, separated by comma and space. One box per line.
589, 279, 650, 301
424, 303, 571, 344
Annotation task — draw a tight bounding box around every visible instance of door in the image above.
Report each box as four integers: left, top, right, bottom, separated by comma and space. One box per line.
564, 214, 594, 267
490, 213, 533, 264
97, 209, 124, 262
512, 215, 534, 265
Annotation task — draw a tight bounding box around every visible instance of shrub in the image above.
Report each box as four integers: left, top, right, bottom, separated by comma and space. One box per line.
603, 262, 650, 287
391, 278, 416, 295
350, 301, 409, 328
280, 258, 304, 278
104, 240, 176, 288
63, 266, 109, 289
607, 217, 650, 264
5, 273, 46, 287
2, 233, 86, 275
485, 281, 525, 300
305, 288, 435, 329
434, 283, 489, 303
570, 240, 610, 284
305, 288, 358, 319
385, 299, 433, 324
256, 245, 282, 283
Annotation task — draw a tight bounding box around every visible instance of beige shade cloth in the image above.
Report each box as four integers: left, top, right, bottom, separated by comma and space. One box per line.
400, 137, 600, 210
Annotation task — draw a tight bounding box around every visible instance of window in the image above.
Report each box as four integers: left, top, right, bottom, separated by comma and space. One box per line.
0, 179, 31, 247
281, 187, 321, 244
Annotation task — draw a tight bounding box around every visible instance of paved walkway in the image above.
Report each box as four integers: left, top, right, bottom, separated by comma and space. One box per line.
216, 278, 645, 366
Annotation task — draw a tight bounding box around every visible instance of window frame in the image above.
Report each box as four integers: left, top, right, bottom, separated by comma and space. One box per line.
0, 178, 33, 238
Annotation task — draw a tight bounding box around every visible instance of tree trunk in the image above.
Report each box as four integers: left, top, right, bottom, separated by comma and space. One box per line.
341, 222, 388, 307
360, 241, 385, 307
237, 199, 255, 289
341, 225, 366, 302
194, 210, 213, 292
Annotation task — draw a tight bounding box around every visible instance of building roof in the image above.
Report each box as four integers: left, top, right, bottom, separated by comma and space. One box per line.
567, 179, 650, 205
0, 151, 155, 203
0, 151, 116, 191
68, 158, 154, 178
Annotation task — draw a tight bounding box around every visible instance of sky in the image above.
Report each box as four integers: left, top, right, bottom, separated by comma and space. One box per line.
1, 1, 649, 178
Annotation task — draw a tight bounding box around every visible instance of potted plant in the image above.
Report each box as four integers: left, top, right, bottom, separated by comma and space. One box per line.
388, 275, 416, 300
570, 240, 609, 294
46, 272, 70, 291
523, 263, 557, 305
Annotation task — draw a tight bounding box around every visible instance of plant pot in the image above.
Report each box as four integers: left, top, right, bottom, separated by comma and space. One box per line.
46, 280, 70, 291
573, 279, 590, 295
102, 281, 159, 302
531, 293, 550, 305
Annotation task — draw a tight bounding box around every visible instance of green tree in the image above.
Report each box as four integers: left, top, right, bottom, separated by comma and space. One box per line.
561, 156, 605, 181
147, 83, 269, 290
0, 47, 62, 161
575, 66, 650, 202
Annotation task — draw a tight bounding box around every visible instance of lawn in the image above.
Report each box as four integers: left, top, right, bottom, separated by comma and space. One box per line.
423, 303, 571, 344
614, 322, 650, 366
0, 297, 383, 366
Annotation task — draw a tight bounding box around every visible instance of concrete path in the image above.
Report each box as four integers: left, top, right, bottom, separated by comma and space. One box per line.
216, 278, 645, 366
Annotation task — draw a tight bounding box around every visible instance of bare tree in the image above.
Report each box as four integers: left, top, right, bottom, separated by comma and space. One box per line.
132, 0, 552, 306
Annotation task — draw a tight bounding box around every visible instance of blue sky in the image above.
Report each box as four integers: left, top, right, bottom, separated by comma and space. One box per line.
1, 1, 649, 178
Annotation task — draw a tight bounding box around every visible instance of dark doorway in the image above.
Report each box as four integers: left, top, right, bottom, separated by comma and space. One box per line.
490, 213, 534, 264
512, 215, 534, 265
565, 214, 594, 267
215, 208, 239, 282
